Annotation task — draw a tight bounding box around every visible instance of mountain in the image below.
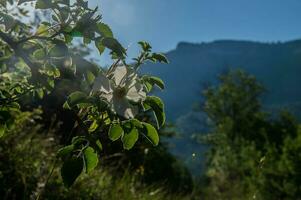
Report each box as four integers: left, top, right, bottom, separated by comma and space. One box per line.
143, 39, 301, 121
142, 39, 301, 175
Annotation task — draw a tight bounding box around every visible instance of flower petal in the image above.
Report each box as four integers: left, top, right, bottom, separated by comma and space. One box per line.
126, 83, 146, 102
112, 97, 138, 119
92, 73, 112, 93
112, 66, 128, 86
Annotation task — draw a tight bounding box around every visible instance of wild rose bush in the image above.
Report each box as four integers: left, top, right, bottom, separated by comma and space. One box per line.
0, 0, 167, 187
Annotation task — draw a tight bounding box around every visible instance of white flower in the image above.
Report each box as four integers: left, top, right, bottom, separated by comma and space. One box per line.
92, 65, 146, 119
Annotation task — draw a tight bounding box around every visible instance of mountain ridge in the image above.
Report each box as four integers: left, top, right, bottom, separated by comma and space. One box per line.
143, 39, 301, 121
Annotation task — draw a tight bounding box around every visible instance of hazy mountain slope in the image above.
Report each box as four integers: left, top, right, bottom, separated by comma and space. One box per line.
142, 39, 301, 121
142, 39, 301, 175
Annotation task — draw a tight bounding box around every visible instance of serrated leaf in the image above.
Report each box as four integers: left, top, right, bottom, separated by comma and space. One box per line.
144, 81, 153, 92
96, 23, 113, 38
109, 124, 123, 141
138, 41, 152, 52
95, 38, 105, 55
122, 127, 138, 150
149, 76, 164, 89
102, 37, 125, 57
83, 147, 98, 173
142, 76, 165, 91
152, 53, 169, 63
61, 156, 83, 187
142, 122, 159, 146
33, 49, 46, 60
144, 96, 165, 128
57, 145, 74, 158
36, 24, 49, 36
88, 120, 98, 133
66, 91, 87, 108
95, 140, 103, 151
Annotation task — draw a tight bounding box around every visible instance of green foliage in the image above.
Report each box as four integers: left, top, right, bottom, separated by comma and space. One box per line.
142, 75, 165, 92
109, 123, 124, 141
144, 96, 166, 128
200, 70, 301, 199
83, 147, 98, 173
122, 127, 139, 150
0, 0, 168, 187
0, 109, 192, 199
61, 156, 84, 187
141, 122, 159, 146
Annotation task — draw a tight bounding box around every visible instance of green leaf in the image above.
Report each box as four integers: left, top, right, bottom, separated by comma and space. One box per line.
1, 13, 16, 31
96, 23, 113, 38
128, 119, 143, 128
77, 0, 88, 9
49, 42, 68, 57
36, 0, 53, 9
95, 140, 103, 151
95, 38, 105, 55
36, 88, 44, 99
18, 0, 35, 5
149, 76, 164, 89
88, 120, 98, 133
108, 123, 123, 141
36, 24, 49, 36
86, 70, 95, 85
57, 145, 74, 158
56, 0, 70, 5
152, 53, 169, 63
64, 34, 73, 44
33, 49, 46, 60
102, 37, 125, 57
66, 91, 87, 108
122, 127, 139, 150
142, 76, 165, 91
61, 156, 83, 187
63, 101, 71, 110
0, 125, 5, 138
57, 6, 69, 22
144, 96, 165, 128
144, 81, 153, 93
138, 41, 152, 52
71, 136, 86, 145
70, 30, 82, 37
141, 122, 159, 146
83, 36, 91, 45
83, 147, 98, 173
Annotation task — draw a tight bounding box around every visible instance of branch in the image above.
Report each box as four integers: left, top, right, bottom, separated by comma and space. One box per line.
0, 29, 17, 48
0, 30, 40, 80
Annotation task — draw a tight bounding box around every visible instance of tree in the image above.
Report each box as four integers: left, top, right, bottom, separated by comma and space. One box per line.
201, 70, 301, 199
0, 0, 168, 188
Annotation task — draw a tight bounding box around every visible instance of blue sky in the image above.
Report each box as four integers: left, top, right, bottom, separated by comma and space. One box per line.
89, 0, 301, 64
